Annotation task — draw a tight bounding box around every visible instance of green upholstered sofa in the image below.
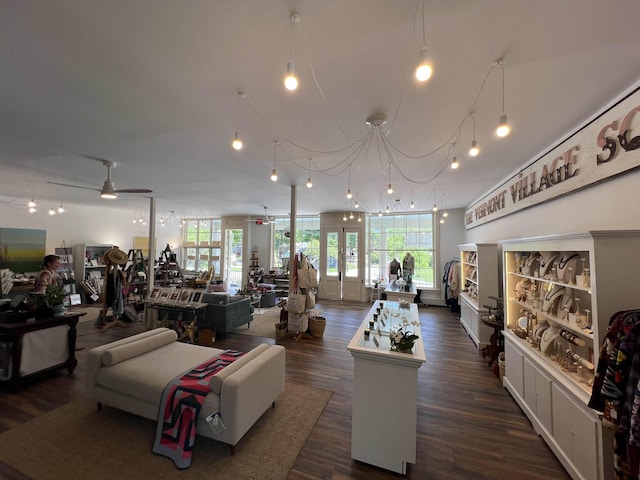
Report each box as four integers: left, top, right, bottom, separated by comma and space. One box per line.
200, 294, 253, 337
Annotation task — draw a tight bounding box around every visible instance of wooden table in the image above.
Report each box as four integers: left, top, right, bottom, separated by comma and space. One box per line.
0, 312, 83, 392
384, 282, 417, 303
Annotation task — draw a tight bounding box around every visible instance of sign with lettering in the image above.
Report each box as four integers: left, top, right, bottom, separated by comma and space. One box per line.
465, 88, 640, 229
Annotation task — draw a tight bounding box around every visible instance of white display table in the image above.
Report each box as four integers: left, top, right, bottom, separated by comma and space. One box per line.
347, 301, 426, 474
384, 282, 417, 303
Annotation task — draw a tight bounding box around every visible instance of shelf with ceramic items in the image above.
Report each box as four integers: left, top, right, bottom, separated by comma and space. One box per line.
73, 243, 113, 303
457, 243, 499, 349
500, 231, 640, 480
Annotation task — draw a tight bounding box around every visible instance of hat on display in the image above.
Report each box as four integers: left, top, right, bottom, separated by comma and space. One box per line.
105, 247, 128, 265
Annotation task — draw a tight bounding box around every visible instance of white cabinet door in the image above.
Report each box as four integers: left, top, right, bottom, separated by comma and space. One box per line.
536, 368, 552, 434
504, 337, 524, 398
552, 383, 599, 480
523, 357, 537, 413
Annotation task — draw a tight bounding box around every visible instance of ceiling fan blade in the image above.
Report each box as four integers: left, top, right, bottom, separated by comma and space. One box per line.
116, 188, 154, 194
47, 181, 100, 192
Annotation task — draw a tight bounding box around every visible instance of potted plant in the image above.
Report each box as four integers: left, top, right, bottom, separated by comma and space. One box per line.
43, 284, 67, 316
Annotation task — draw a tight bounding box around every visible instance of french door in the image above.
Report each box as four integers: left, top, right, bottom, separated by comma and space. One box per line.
320, 226, 363, 302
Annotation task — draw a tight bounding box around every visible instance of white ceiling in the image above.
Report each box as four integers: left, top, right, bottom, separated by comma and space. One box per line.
1, 0, 639, 219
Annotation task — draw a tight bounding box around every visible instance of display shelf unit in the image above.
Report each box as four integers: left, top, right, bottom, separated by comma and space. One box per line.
500, 231, 640, 480
248, 250, 260, 287
73, 244, 113, 303
458, 243, 499, 348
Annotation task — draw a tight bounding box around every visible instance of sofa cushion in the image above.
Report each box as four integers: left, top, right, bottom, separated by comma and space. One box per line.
209, 343, 269, 394
96, 342, 226, 404
203, 292, 229, 305
102, 329, 178, 366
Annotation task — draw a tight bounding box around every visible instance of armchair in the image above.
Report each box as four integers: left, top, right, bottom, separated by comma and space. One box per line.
200, 295, 253, 338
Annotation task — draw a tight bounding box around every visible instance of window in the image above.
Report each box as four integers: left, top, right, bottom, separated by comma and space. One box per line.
182, 218, 222, 276
367, 213, 434, 288
273, 216, 320, 270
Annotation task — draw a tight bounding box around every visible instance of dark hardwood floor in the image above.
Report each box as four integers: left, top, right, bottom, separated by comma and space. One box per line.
0, 301, 571, 479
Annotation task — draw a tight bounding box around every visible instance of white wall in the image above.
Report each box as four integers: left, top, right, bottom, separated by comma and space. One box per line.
0, 197, 181, 265
464, 168, 640, 244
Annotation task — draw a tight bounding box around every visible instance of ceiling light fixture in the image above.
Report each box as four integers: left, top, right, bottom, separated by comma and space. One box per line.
495, 58, 511, 137
346, 167, 352, 199
450, 143, 460, 169
387, 163, 393, 194
271, 141, 278, 181
306, 158, 313, 188
57, 204, 65, 213
28, 199, 36, 208
469, 113, 480, 156
284, 13, 301, 92
232, 92, 244, 150
48, 207, 56, 216
414, 0, 433, 83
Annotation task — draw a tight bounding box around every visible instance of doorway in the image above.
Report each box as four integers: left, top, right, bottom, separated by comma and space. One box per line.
224, 227, 244, 292
320, 225, 363, 302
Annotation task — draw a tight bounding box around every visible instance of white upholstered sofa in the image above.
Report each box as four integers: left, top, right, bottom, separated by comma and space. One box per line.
86, 328, 285, 453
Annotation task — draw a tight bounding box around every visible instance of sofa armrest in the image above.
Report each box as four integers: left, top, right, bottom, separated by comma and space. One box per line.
86, 328, 173, 394
218, 345, 285, 445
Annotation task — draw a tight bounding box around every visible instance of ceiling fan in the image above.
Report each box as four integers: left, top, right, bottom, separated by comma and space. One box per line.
251, 206, 273, 225
47, 156, 153, 199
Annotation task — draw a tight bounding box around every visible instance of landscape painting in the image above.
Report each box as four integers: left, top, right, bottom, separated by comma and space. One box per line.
0, 228, 47, 273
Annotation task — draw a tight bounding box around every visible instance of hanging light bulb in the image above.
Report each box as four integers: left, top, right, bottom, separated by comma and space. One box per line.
378, 210, 383, 217
387, 184, 393, 194
495, 59, 511, 137
469, 140, 479, 157
496, 114, 510, 137
343, 213, 347, 221
306, 159, 313, 188
57, 204, 65, 213
415, 1, 433, 82
29, 206, 37, 213
443, 211, 449, 217
358, 215, 362, 222
28, 199, 36, 208
440, 217, 445, 224
432, 204, 438, 212
232, 92, 244, 150
385, 204, 390, 213
270, 141, 278, 181
132, 217, 137, 224
355, 198, 359, 209
415, 47, 433, 82
284, 14, 301, 91
48, 207, 56, 216
346, 188, 352, 199
450, 155, 460, 169
346, 167, 352, 198
349, 211, 354, 220
410, 200, 415, 209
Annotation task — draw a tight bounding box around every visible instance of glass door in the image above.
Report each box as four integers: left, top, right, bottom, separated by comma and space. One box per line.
320, 226, 363, 301
224, 228, 244, 293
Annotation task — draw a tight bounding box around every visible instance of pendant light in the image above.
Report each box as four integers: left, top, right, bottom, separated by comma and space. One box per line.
306, 159, 313, 188
414, 0, 433, 83
270, 141, 278, 182
495, 59, 511, 137
232, 92, 244, 151
346, 167, 352, 199
450, 143, 460, 169
469, 114, 480, 156
284, 14, 301, 92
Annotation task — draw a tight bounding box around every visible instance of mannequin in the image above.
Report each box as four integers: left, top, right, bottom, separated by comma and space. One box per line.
402, 252, 415, 279
388, 258, 401, 281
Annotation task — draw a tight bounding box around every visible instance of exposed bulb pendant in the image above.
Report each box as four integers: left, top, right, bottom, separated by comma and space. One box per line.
496, 113, 510, 137
410, 200, 415, 209
432, 204, 438, 212
232, 92, 244, 150
469, 139, 479, 157
450, 155, 460, 170
271, 169, 278, 182
232, 131, 243, 150
355, 199, 359, 209
415, 46, 433, 82
57, 204, 65, 213
387, 183, 393, 194
48, 207, 56, 216
346, 167, 352, 199
349, 211, 354, 220
28, 199, 36, 208
28, 207, 37, 213
284, 14, 301, 92
270, 141, 278, 181
343, 213, 347, 221
378, 210, 383, 217
306, 159, 313, 188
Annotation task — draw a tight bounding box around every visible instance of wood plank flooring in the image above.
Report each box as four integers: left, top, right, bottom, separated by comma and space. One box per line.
0, 301, 571, 479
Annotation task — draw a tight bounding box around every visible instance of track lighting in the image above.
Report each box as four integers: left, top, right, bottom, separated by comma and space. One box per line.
232, 92, 244, 150
284, 14, 301, 92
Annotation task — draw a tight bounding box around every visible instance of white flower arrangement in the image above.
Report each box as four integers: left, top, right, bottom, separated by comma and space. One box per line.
390, 317, 422, 352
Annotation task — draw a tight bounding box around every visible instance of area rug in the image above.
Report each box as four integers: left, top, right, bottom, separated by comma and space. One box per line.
234, 307, 282, 338
0, 382, 332, 480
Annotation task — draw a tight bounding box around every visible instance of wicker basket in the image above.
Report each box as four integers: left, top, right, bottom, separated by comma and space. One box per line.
308, 316, 326, 338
